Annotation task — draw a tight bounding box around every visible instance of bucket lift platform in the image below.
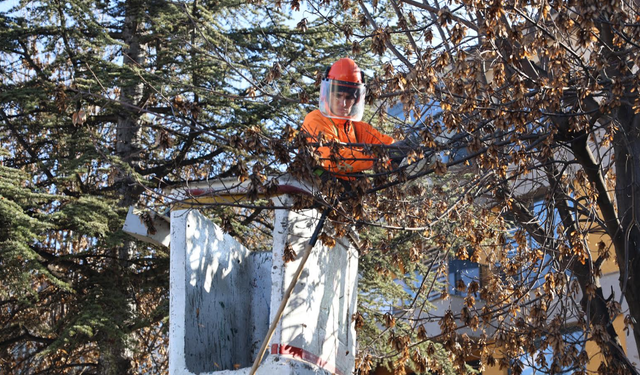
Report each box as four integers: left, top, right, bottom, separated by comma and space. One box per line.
124, 175, 359, 375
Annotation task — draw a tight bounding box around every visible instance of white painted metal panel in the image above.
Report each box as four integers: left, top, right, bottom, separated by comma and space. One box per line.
169, 209, 271, 374
270, 196, 359, 375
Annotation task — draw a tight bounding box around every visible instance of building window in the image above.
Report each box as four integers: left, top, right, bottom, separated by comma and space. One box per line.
448, 259, 479, 296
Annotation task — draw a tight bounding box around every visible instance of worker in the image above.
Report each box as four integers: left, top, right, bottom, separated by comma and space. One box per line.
301, 58, 405, 180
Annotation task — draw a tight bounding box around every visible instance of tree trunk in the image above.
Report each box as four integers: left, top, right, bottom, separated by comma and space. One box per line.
613, 106, 640, 362
97, 0, 146, 373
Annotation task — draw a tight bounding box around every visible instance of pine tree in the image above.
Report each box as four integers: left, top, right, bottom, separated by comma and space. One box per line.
0, 0, 350, 372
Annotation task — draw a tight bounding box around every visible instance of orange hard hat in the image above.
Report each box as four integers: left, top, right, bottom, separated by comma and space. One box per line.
326, 58, 364, 84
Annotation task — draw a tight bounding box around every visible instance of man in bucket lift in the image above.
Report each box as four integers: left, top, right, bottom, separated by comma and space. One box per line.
251, 58, 410, 375
301, 58, 407, 181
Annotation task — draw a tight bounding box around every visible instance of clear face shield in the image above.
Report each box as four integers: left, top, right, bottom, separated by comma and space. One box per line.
319, 79, 366, 121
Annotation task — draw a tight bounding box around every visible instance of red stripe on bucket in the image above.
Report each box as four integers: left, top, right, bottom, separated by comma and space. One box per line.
270, 344, 344, 375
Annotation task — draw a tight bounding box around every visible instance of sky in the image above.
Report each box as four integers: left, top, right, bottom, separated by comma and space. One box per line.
0, 0, 18, 13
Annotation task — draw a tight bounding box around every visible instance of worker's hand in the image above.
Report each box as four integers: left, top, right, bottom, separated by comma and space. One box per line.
389, 140, 411, 167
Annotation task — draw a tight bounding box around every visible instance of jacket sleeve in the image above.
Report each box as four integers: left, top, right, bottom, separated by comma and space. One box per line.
301, 111, 394, 174
353, 121, 395, 145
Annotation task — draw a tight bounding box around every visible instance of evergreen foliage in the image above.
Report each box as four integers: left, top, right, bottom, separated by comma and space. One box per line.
0, 0, 351, 373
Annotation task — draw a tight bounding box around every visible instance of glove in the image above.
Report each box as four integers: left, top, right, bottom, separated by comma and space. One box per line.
389, 140, 410, 166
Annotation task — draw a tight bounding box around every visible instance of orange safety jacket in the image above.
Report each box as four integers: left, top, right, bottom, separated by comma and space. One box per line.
301, 109, 395, 178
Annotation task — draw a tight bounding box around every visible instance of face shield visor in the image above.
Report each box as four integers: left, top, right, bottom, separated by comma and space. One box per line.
319, 79, 366, 121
